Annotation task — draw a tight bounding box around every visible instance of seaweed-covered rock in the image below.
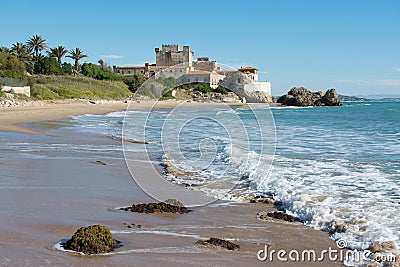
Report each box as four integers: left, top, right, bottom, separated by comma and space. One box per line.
258, 211, 299, 222
196, 238, 240, 251
120, 201, 189, 214
63, 225, 118, 254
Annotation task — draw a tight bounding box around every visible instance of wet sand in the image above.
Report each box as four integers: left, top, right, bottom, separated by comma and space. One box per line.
0, 101, 344, 266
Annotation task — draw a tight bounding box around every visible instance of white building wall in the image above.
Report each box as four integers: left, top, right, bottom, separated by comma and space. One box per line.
1, 86, 30, 97
243, 81, 271, 94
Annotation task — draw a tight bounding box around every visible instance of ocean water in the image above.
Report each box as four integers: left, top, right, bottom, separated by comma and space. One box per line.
69, 102, 399, 253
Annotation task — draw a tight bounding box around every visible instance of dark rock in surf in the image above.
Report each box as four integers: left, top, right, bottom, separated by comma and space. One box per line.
258, 211, 299, 222
267, 211, 298, 222
369, 241, 396, 253
196, 238, 240, 251
250, 195, 276, 204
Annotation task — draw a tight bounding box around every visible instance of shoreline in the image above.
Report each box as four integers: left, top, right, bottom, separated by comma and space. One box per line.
0, 99, 248, 134
0, 99, 344, 266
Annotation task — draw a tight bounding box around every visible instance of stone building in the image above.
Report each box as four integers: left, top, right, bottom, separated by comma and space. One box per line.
193, 57, 220, 72
112, 44, 273, 102
238, 66, 258, 81
177, 70, 226, 89
155, 44, 194, 67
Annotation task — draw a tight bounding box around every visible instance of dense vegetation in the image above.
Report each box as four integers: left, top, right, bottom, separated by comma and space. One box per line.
30, 75, 130, 100
177, 83, 229, 94
1, 35, 147, 99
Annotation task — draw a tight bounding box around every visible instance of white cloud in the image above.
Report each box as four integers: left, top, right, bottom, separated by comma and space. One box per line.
392, 67, 400, 72
100, 55, 124, 59
336, 79, 400, 87
373, 79, 400, 87
336, 79, 368, 84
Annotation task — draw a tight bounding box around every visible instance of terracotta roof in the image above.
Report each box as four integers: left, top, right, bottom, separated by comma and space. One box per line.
239, 66, 258, 71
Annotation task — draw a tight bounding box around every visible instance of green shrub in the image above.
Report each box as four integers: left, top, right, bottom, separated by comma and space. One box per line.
195, 84, 213, 93
122, 74, 147, 93
0, 51, 26, 77
161, 89, 175, 100
81, 63, 120, 81
61, 62, 73, 75
33, 57, 62, 75
213, 86, 229, 94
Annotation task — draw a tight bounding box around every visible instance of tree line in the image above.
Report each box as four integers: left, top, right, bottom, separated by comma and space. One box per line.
0, 35, 147, 92
0, 35, 87, 77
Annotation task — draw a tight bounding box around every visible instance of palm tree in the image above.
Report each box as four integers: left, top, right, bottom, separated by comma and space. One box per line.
11, 42, 34, 72
26, 35, 48, 60
48, 46, 68, 64
98, 59, 104, 70
0, 46, 10, 53
11, 43, 29, 58
66, 48, 87, 71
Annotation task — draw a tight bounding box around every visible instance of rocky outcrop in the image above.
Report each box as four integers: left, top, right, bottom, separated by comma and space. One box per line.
220, 72, 273, 103
163, 198, 185, 207
369, 241, 396, 253
328, 220, 359, 234
277, 87, 342, 106
63, 225, 119, 254
196, 238, 240, 251
120, 201, 189, 214
249, 195, 282, 206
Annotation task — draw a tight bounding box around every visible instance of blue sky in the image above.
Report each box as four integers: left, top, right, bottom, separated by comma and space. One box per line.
1, 0, 399, 96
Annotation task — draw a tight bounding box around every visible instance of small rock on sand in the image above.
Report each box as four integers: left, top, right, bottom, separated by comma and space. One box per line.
196, 238, 240, 251
258, 211, 299, 222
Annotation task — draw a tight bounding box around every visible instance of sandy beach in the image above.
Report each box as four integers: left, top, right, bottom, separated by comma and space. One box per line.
0, 100, 344, 266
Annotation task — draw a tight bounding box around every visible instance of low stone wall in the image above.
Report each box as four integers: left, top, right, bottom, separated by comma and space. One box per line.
1, 86, 30, 97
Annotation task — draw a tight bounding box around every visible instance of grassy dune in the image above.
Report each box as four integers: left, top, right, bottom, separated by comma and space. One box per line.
30, 75, 131, 100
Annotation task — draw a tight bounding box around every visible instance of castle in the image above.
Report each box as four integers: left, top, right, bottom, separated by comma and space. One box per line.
113, 44, 272, 102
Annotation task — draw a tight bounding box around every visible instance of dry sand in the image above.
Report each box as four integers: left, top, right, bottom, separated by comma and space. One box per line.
0, 99, 344, 266
0, 99, 128, 134
0, 99, 244, 134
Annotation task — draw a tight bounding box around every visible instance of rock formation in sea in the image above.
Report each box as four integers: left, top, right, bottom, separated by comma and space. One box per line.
277, 87, 342, 106
63, 225, 119, 254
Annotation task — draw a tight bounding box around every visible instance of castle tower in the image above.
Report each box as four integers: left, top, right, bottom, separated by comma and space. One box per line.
155, 44, 194, 67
